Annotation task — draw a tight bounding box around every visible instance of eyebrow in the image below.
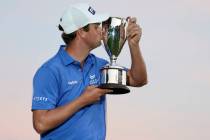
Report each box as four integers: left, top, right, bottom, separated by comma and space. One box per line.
93, 23, 101, 26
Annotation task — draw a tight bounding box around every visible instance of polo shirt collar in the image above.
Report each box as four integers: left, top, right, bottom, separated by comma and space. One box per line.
84, 53, 94, 66
58, 45, 74, 66
58, 45, 94, 66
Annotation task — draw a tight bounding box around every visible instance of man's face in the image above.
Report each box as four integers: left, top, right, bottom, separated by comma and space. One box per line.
84, 23, 102, 49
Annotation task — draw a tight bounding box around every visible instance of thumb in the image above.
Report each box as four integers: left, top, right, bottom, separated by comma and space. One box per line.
103, 89, 113, 93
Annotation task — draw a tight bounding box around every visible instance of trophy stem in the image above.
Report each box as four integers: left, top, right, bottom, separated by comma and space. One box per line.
110, 56, 117, 66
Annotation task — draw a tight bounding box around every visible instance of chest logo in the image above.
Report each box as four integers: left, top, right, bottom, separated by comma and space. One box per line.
89, 74, 98, 85
89, 74, 96, 80
68, 80, 78, 85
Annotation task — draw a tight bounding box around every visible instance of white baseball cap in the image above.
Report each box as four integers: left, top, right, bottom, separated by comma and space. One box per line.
59, 3, 109, 34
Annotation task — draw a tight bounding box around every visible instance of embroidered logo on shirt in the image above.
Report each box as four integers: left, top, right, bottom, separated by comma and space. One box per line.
89, 74, 96, 80
33, 96, 48, 102
89, 74, 98, 85
68, 80, 78, 85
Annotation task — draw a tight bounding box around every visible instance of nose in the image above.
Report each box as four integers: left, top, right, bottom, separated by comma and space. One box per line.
98, 25, 102, 32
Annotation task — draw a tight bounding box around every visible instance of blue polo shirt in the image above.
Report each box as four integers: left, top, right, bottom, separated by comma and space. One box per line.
32, 45, 108, 140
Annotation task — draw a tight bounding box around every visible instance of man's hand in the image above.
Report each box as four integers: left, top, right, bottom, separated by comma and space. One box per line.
126, 17, 142, 47
125, 17, 147, 87
33, 86, 112, 134
79, 86, 112, 106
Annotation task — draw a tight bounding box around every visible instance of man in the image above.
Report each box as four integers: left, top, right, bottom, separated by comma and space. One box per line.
32, 3, 147, 140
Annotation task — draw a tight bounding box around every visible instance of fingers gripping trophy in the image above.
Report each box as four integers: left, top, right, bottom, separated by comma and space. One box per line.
99, 17, 131, 94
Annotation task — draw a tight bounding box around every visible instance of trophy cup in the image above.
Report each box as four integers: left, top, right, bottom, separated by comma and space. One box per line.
99, 17, 130, 94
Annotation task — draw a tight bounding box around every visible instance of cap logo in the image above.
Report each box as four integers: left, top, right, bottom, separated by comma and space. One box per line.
88, 6, 95, 15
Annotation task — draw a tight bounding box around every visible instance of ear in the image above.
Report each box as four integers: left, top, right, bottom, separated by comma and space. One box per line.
77, 28, 86, 38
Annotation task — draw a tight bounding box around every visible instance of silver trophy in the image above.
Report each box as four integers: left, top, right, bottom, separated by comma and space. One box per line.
99, 17, 130, 94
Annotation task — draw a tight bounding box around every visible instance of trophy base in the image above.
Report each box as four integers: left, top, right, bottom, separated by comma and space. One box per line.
99, 83, 130, 95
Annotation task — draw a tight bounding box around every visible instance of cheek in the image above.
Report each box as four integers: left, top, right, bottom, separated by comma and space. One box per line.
91, 32, 100, 40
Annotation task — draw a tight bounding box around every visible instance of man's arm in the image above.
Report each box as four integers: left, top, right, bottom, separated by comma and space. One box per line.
126, 17, 148, 87
33, 86, 112, 134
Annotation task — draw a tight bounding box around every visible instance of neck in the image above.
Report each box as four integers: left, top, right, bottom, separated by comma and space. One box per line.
65, 39, 91, 66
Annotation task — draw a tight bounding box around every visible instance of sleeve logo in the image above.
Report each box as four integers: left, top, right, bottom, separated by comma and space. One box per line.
33, 96, 48, 102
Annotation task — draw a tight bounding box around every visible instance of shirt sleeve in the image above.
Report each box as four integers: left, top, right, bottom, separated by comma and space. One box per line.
32, 66, 59, 110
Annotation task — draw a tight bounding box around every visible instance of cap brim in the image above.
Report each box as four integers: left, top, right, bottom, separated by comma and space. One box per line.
89, 13, 109, 24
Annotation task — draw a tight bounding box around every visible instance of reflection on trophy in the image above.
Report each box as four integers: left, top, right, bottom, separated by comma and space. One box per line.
99, 17, 130, 94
